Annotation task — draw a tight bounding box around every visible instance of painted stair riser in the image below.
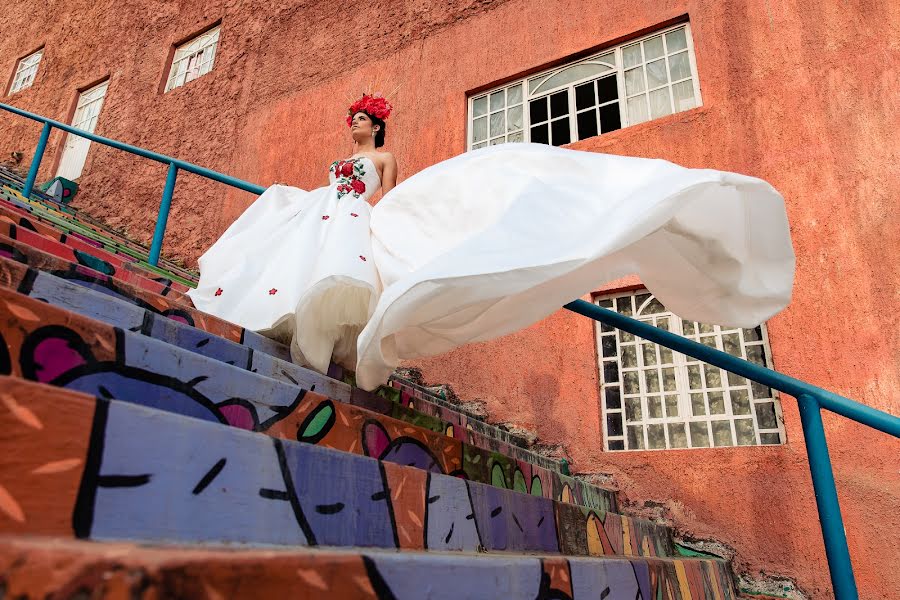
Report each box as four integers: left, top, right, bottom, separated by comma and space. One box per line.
0, 238, 278, 352
1, 232, 189, 300
0, 276, 614, 511
0, 538, 737, 600
0, 253, 565, 479
0, 385, 670, 557
0, 187, 195, 281
0, 216, 192, 294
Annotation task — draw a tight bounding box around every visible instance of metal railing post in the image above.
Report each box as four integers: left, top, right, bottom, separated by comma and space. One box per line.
148, 162, 178, 266
797, 393, 859, 600
23, 121, 52, 198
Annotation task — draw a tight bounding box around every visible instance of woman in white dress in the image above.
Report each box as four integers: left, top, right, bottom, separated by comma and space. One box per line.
190, 94, 795, 391
188, 94, 397, 375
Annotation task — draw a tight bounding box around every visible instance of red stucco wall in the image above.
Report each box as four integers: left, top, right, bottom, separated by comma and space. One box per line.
1, 0, 898, 597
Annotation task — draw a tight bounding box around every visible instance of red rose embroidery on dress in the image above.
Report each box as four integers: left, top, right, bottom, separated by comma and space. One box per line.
350, 213, 358, 217
359, 255, 367, 261
214, 288, 223, 297
351, 179, 366, 194
269, 288, 278, 295
322, 215, 330, 220
340, 162, 354, 177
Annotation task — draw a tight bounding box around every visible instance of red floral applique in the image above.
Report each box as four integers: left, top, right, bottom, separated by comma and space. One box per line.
214, 288, 223, 297
322, 215, 330, 220
350, 213, 358, 217
334, 158, 369, 200
359, 255, 367, 261
268, 288, 278, 295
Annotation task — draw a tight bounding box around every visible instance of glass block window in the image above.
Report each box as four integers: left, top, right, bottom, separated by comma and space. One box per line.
596, 290, 785, 451
468, 23, 701, 150
165, 26, 220, 92
9, 48, 43, 95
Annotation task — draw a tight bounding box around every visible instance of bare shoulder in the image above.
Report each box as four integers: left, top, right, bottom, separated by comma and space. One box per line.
378, 152, 398, 167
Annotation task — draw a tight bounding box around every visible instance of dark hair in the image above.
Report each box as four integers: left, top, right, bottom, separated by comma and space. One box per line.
356, 111, 387, 148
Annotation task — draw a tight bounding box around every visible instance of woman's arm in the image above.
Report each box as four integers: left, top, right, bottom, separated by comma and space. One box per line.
380, 153, 398, 194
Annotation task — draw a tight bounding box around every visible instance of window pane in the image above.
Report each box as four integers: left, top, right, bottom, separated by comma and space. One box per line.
627, 95, 649, 125
625, 67, 645, 95
687, 365, 702, 389
649, 87, 672, 119
735, 419, 755, 445
575, 82, 596, 110
623, 43, 642, 68
473, 96, 488, 117
672, 80, 697, 112
662, 367, 676, 391
755, 402, 779, 429
646, 59, 668, 88
668, 51, 692, 81
623, 371, 640, 394
550, 117, 571, 146
616, 297, 634, 315
508, 131, 524, 143
644, 36, 664, 60
666, 28, 688, 52
607, 412, 624, 436
577, 110, 598, 140
625, 398, 642, 422
490, 111, 505, 137
597, 75, 618, 104
490, 137, 505, 146
473, 117, 487, 142
627, 425, 645, 449
490, 90, 505, 111
664, 395, 679, 417
730, 389, 751, 414
648, 424, 666, 449
621, 345, 637, 368
599, 103, 622, 133
550, 91, 568, 118
708, 391, 726, 415
507, 83, 523, 104
647, 397, 663, 419
537, 63, 613, 95
668, 423, 687, 448
760, 433, 781, 445
608, 439, 625, 450
507, 105, 523, 131
689, 422, 710, 447
644, 369, 660, 393
642, 344, 657, 366
747, 345, 767, 367
712, 421, 734, 446
603, 361, 619, 383
529, 98, 549, 124
691, 393, 706, 416
704, 365, 722, 388
601, 335, 617, 358
530, 123, 549, 144
605, 386, 622, 409
472, 142, 486, 150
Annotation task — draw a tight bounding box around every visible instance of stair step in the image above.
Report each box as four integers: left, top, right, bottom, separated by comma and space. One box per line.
0, 382, 670, 557
0, 254, 574, 478
0, 214, 193, 291
0, 536, 737, 599
0, 278, 615, 510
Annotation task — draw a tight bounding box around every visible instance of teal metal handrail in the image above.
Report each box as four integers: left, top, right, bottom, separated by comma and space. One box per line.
5, 103, 898, 600
0, 102, 265, 266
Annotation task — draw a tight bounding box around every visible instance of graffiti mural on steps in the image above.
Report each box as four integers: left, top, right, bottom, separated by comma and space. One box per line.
0, 380, 734, 598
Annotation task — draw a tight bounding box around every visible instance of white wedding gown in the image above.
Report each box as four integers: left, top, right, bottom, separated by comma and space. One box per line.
190, 144, 794, 391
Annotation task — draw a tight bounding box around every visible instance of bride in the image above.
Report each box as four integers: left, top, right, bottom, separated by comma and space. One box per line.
189, 93, 795, 391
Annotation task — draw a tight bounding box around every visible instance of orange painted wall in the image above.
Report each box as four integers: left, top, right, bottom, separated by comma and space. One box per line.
1, 0, 898, 597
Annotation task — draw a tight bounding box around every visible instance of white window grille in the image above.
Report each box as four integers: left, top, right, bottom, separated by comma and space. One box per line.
9, 49, 44, 94
56, 81, 109, 180
596, 290, 785, 451
165, 27, 220, 92
468, 23, 701, 149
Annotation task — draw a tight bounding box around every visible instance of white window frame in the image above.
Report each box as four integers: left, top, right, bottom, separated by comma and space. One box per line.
467, 23, 702, 149
9, 48, 44, 95
165, 26, 220, 93
595, 290, 786, 452
56, 80, 109, 180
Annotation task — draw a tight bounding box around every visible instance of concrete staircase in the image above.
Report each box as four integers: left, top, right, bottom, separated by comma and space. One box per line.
0, 167, 738, 598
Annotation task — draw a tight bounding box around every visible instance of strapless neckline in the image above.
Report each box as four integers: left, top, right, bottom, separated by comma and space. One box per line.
340, 156, 381, 185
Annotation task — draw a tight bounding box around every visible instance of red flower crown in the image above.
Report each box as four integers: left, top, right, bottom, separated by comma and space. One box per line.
347, 93, 393, 127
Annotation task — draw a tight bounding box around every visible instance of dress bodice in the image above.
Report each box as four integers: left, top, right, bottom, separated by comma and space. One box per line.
329, 156, 382, 202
